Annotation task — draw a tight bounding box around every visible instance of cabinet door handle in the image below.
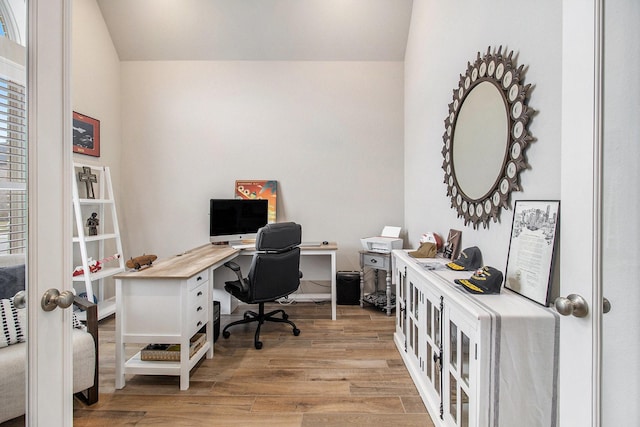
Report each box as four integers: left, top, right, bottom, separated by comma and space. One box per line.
197, 306, 203, 312
433, 352, 442, 370
369, 258, 378, 264
196, 276, 203, 282
197, 291, 203, 296
197, 321, 202, 327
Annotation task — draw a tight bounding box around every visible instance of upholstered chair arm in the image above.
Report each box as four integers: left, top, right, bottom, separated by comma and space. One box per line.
72, 296, 98, 405
73, 296, 97, 341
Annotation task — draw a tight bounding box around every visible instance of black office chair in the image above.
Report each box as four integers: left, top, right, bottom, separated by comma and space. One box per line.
222, 222, 302, 349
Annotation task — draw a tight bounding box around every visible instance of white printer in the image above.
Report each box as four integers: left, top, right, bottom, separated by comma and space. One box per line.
360, 226, 403, 253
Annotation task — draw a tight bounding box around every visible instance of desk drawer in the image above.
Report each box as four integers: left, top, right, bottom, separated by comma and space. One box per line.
189, 281, 209, 309
188, 281, 209, 336
189, 308, 208, 336
362, 253, 390, 270
188, 271, 209, 290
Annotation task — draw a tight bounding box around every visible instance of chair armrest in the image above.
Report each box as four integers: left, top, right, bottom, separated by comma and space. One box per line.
224, 261, 250, 292
73, 296, 98, 405
224, 261, 245, 282
224, 261, 240, 272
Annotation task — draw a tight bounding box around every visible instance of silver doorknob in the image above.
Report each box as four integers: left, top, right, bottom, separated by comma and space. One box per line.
554, 294, 589, 318
13, 291, 26, 309
41, 288, 75, 312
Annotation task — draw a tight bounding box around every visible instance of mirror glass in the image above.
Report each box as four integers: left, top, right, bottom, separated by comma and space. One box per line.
442, 47, 534, 228
452, 81, 508, 200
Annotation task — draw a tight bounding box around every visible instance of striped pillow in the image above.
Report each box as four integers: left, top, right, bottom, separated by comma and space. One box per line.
72, 311, 83, 329
1, 298, 25, 348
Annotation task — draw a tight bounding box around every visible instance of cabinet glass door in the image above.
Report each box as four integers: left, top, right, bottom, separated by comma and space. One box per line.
406, 278, 422, 365
443, 307, 476, 427
423, 292, 442, 398
395, 263, 406, 345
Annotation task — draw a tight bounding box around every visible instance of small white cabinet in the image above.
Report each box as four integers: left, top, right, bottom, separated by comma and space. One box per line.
393, 250, 558, 427
359, 250, 394, 315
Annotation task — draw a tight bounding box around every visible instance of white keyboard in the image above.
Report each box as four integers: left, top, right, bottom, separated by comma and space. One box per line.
230, 243, 255, 250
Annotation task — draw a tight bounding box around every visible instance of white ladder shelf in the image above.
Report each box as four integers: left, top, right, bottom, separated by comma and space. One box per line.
72, 162, 125, 320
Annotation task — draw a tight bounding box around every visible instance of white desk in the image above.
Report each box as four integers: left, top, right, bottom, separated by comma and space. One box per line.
223, 243, 339, 320
114, 244, 237, 390
115, 242, 339, 390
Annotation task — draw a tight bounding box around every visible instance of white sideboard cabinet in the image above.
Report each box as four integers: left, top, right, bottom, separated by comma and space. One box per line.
393, 250, 558, 427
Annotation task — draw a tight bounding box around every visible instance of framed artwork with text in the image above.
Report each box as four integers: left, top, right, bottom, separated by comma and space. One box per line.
505, 200, 560, 306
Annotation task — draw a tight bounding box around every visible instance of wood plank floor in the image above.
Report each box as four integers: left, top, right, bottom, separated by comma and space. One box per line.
72, 302, 434, 427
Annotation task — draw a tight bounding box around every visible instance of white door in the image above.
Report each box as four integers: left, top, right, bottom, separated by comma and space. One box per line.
600, 0, 640, 424
26, 0, 74, 425
559, 0, 639, 425
558, 1, 599, 425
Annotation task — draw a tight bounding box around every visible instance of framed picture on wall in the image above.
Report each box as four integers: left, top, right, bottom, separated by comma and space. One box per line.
504, 200, 560, 306
72, 111, 100, 157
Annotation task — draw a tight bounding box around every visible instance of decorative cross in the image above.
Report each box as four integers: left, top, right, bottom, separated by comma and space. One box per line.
78, 166, 97, 199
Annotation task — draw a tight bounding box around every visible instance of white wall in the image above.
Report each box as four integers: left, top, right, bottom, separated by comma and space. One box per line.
118, 60, 404, 272
72, 0, 121, 177
404, 0, 562, 271
72, 0, 122, 298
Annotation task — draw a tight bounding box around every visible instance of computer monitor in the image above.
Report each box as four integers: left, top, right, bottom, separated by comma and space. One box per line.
209, 199, 269, 244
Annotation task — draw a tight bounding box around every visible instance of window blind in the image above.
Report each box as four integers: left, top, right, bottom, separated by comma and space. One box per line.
0, 76, 26, 254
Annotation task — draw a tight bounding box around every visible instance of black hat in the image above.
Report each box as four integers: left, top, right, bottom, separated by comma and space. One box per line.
446, 246, 482, 271
455, 266, 503, 294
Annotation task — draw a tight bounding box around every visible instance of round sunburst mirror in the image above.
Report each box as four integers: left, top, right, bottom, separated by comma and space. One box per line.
442, 46, 534, 229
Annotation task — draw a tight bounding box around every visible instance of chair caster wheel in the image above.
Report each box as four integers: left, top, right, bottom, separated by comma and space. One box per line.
223, 331, 230, 339
293, 328, 300, 336
255, 341, 263, 350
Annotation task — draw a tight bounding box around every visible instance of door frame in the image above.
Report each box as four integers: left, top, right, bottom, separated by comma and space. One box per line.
26, 0, 74, 425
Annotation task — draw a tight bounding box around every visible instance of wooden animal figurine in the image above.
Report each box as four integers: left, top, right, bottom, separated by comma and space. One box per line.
126, 254, 158, 270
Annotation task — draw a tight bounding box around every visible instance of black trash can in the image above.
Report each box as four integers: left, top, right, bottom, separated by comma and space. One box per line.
213, 301, 221, 342
337, 271, 361, 305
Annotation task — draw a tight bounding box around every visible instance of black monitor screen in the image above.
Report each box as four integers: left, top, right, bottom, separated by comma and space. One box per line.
209, 199, 269, 242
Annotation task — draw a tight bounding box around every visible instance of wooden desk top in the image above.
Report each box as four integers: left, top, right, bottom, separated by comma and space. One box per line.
115, 242, 338, 281
302, 242, 338, 251
114, 244, 239, 280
